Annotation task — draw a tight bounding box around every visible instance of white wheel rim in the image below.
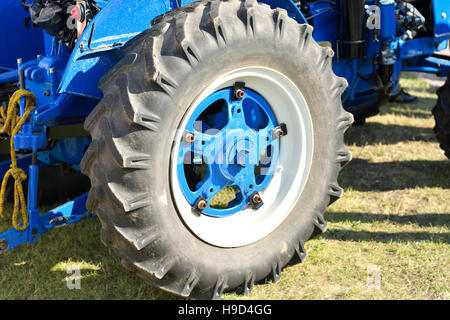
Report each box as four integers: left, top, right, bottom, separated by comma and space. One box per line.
170, 66, 314, 248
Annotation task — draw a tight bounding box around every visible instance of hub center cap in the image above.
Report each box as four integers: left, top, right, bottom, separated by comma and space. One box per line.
221, 132, 257, 179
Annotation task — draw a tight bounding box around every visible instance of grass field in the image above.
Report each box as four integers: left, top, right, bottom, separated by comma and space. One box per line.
0, 74, 448, 300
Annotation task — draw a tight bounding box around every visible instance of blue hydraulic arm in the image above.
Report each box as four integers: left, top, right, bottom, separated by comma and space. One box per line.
0, 193, 90, 253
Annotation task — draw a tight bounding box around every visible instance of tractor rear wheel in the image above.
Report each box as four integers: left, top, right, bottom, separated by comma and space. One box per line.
433, 73, 450, 159
81, 0, 353, 299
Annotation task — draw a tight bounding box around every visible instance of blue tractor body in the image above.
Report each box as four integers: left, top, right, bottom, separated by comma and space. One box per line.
0, 0, 449, 253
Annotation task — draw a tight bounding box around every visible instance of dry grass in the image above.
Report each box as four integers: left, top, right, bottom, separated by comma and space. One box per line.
0, 74, 448, 300
225, 73, 449, 300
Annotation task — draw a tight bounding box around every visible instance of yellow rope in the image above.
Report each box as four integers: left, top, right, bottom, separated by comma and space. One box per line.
0, 90, 36, 231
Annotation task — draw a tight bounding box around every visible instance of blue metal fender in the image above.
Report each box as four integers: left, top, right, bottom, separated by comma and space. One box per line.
59, 0, 307, 99
256, 0, 307, 23
59, 0, 172, 99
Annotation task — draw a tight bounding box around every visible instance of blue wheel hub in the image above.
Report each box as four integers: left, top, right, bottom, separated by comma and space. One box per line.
176, 86, 280, 217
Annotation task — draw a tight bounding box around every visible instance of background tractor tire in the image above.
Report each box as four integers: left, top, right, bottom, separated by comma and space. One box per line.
81, 0, 353, 299
433, 73, 450, 159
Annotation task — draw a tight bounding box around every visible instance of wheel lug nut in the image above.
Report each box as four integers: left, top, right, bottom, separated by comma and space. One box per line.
275, 128, 284, 137
252, 194, 262, 204
197, 200, 207, 210
184, 133, 195, 144
235, 89, 245, 100
249, 191, 263, 210
193, 197, 208, 214
272, 123, 288, 139
232, 82, 246, 101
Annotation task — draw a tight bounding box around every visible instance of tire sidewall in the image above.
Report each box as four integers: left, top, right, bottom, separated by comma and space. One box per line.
139, 34, 340, 287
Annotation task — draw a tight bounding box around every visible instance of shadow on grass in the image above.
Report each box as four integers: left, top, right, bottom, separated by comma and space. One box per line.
339, 158, 450, 191
345, 122, 436, 146
322, 211, 450, 242
0, 219, 179, 300
325, 211, 450, 228
321, 228, 450, 244
380, 96, 437, 118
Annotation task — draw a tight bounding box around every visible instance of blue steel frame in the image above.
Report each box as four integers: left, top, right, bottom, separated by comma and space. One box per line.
0, 0, 449, 253
309, 0, 450, 108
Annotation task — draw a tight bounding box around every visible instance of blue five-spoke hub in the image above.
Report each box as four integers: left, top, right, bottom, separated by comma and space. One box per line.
177, 87, 280, 217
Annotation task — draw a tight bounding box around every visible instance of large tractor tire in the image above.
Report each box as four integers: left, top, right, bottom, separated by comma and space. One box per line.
81, 0, 353, 299
433, 73, 450, 159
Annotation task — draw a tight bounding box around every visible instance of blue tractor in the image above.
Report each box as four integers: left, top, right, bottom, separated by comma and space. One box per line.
0, 0, 449, 299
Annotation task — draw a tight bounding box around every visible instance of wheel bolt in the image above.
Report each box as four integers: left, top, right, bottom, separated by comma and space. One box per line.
273, 123, 288, 139
275, 128, 285, 137
252, 194, 262, 204
249, 192, 263, 210
235, 89, 245, 100
184, 133, 195, 144
197, 200, 207, 210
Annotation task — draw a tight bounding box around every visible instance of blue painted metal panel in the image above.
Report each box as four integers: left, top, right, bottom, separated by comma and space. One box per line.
0, 0, 44, 69
88, 0, 169, 50
258, 0, 307, 23
59, 0, 173, 99
433, 0, 450, 38
403, 56, 450, 77
42, 137, 91, 165
94, 0, 111, 9
58, 50, 122, 99
13, 123, 47, 152
29, 92, 96, 126
25, 53, 70, 107
307, 1, 382, 109
59, 0, 307, 99
308, 1, 337, 46
0, 155, 32, 179
399, 38, 440, 60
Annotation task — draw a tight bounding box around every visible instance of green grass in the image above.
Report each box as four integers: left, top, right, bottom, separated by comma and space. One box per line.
0, 74, 448, 300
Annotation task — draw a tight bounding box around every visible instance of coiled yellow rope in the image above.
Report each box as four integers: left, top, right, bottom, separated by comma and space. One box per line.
0, 90, 36, 231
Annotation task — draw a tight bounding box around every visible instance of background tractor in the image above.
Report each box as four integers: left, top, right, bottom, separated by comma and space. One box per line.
0, 0, 448, 299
